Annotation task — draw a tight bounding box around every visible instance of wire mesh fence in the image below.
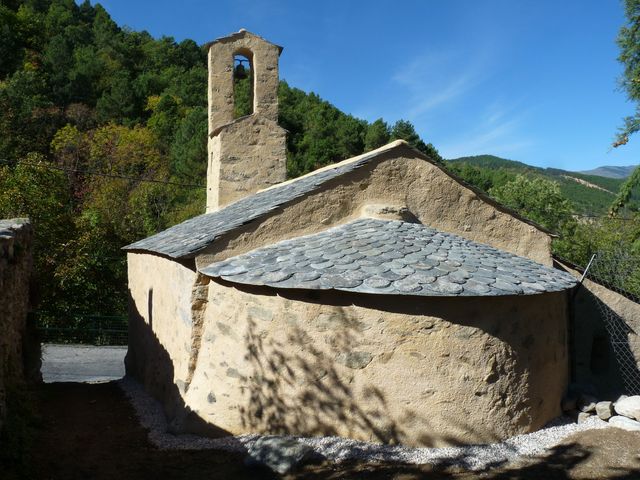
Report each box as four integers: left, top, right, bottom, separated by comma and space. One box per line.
35, 313, 128, 346
584, 246, 640, 394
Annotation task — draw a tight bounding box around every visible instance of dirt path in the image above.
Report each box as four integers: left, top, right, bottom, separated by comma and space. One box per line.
5, 381, 640, 479
28, 382, 261, 480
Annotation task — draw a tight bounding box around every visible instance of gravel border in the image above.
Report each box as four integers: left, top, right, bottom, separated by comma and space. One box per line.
118, 376, 611, 471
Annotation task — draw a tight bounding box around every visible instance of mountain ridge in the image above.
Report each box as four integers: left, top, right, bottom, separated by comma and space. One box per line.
579, 165, 638, 179
448, 154, 637, 179
445, 154, 638, 215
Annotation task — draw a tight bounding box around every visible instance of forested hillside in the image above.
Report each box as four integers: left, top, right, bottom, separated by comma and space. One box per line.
0, 0, 441, 321
0, 0, 638, 323
447, 154, 640, 295
580, 165, 638, 179
447, 154, 640, 215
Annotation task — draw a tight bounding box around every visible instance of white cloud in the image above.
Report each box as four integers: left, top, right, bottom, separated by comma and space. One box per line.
390, 50, 487, 121
439, 103, 534, 159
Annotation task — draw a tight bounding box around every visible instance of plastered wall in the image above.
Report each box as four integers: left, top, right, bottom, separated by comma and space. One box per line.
177, 282, 568, 446
126, 253, 198, 417
198, 149, 553, 270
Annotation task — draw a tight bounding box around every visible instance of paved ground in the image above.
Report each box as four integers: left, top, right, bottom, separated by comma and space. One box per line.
41, 344, 126, 383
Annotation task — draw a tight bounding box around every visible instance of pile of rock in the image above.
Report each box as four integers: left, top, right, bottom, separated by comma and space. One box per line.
563, 392, 640, 431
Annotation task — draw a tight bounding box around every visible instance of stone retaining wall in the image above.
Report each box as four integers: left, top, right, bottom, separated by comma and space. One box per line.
0, 218, 35, 433
555, 259, 640, 396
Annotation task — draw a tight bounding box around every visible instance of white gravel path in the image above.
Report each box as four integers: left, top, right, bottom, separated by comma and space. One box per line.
118, 376, 611, 471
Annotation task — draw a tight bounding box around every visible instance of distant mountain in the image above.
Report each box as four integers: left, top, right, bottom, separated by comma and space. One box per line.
447, 154, 538, 172
446, 154, 632, 215
579, 165, 638, 179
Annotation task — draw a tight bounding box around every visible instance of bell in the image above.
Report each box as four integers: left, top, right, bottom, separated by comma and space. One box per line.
234, 62, 248, 80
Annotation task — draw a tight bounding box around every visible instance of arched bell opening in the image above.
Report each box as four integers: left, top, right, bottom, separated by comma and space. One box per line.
233, 50, 254, 118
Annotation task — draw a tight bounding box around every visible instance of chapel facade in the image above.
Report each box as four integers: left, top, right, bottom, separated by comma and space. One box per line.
124, 30, 577, 446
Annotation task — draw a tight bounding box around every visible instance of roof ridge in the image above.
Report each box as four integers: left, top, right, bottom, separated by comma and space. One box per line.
257, 140, 409, 194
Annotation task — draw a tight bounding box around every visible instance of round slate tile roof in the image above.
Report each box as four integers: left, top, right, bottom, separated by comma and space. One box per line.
199, 218, 577, 297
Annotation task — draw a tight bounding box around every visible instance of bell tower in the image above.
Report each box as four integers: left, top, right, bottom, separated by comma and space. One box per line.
205, 29, 287, 212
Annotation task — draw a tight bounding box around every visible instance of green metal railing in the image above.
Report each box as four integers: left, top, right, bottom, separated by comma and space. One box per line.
34, 313, 128, 346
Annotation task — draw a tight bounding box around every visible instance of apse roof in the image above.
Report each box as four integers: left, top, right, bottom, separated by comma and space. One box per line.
200, 218, 577, 297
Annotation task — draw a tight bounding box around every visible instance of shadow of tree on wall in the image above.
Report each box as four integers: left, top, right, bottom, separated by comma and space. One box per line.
119, 284, 640, 480
229, 283, 556, 448
238, 313, 419, 445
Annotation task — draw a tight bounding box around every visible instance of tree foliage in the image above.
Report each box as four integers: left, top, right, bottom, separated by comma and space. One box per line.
489, 175, 575, 233
615, 0, 640, 147
612, 0, 640, 213
364, 118, 390, 151
2, 0, 637, 318
611, 162, 640, 215
0, 0, 440, 319
390, 119, 443, 162
448, 155, 638, 216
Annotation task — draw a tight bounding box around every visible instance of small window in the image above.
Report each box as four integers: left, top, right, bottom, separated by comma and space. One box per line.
233, 53, 253, 118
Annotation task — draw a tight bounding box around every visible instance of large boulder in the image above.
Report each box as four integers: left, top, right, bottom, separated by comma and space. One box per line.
245, 436, 317, 474
614, 395, 640, 421
595, 401, 614, 421
609, 415, 640, 432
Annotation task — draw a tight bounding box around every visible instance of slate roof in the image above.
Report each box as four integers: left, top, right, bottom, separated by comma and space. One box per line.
200, 218, 577, 297
123, 141, 553, 259
124, 142, 404, 258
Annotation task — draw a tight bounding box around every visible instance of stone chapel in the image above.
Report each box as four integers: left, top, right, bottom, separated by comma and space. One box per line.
124, 30, 578, 446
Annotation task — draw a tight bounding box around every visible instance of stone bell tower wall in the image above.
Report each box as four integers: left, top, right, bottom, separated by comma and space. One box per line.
206, 30, 287, 212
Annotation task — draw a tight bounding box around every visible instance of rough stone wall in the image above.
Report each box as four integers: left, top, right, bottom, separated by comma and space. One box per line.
206, 31, 286, 212
178, 282, 568, 446
125, 253, 199, 419
556, 260, 640, 396
0, 219, 34, 432
198, 149, 553, 269
207, 116, 286, 211
207, 30, 281, 131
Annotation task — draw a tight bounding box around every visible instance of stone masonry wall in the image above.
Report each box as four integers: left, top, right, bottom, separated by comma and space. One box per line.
0, 219, 34, 433
125, 253, 199, 422
180, 282, 568, 447
198, 149, 553, 269
207, 30, 281, 132
206, 31, 286, 212
207, 116, 286, 211
556, 259, 640, 396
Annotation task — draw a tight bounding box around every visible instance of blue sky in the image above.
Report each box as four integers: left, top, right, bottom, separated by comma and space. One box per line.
94, 0, 638, 171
